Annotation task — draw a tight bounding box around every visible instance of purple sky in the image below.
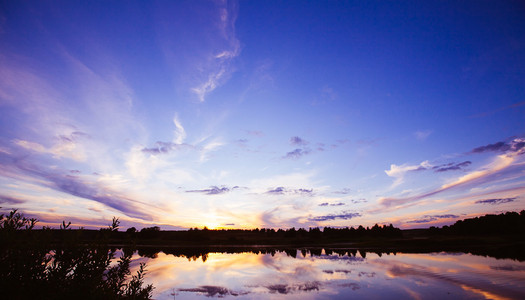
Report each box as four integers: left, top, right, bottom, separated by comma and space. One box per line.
1, 1, 524, 230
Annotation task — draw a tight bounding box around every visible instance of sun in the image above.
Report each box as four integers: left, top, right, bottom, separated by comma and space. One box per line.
201, 221, 222, 230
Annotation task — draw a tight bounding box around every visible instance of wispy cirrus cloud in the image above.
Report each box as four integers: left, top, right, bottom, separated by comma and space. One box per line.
266, 187, 313, 195
290, 136, 309, 146
282, 136, 312, 159
351, 198, 368, 204
266, 187, 286, 195
319, 202, 345, 207
141, 141, 193, 155
308, 212, 361, 222
172, 114, 186, 144
385, 138, 525, 189
406, 214, 459, 224
142, 114, 192, 155
471, 138, 525, 154
284, 136, 356, 159
257, 207, 309, 229
283, 148, 311, 160
13, 132, 89, 162
1, 37, 148, 186
0, 194, 26, 205
186, 186, 237, 195
0, 151, 153, 220
158, 1, 240, 102
0, 39, 163, 225
433, 161, 472, 172
377, 139, 525, 210
475, 197, 516, 205
199, 139, 224, 162
139, 117, 224, 165
333, 188, 352, 195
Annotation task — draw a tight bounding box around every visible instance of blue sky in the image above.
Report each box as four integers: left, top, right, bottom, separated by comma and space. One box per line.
1, 0, 524, 229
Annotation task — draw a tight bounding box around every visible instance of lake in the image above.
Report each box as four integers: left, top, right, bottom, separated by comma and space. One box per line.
125, 248, 525, 299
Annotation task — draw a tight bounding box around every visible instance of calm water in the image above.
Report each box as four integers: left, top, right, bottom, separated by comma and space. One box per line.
127, 249, 525, 299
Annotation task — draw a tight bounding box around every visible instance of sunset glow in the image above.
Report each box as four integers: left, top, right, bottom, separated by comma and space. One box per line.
0, 1, 524, 230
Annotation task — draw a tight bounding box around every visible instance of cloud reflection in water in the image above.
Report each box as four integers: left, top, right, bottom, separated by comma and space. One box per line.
129, 250, 525, 299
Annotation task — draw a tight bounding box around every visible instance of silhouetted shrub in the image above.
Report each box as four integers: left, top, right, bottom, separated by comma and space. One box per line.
0, 209, 154, 299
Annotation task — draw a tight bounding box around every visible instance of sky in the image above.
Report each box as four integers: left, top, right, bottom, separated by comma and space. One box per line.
0, 0, 524, 230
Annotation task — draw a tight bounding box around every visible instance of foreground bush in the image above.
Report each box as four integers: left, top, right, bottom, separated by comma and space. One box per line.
0, 210, 154, 299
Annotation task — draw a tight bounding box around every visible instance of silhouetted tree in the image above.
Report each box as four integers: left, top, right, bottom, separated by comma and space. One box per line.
140, 226, 161, 239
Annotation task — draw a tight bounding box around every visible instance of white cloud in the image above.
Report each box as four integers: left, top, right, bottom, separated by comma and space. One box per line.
13, 136, 87, 162
191, 67, 227, 102
376, 151, 525, 211
173, 114, 186, 144
248, 172, 329, 198
199, 140, 224, 162
14, 140, 47, 153
440, 153, 515, 190
385, 160, 431, 187
158, 1, 240, 103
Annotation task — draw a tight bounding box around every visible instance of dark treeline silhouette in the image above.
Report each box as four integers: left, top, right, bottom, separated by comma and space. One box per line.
3, 210, 524, 246
114, 223, 403, 246
396, 210, 525, 261
428, 210, 525, 236
100, 211, 524, 250
0, 210, 154, 300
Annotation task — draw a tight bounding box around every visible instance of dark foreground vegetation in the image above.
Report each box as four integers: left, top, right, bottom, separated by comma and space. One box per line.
1, 210, 524, 299
0, 210, 153, 300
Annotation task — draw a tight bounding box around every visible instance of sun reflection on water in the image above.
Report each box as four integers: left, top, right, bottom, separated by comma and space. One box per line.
127, 250, 525, 299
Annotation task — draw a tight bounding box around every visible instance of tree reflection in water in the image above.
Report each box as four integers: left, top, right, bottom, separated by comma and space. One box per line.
133, 247, 525, 299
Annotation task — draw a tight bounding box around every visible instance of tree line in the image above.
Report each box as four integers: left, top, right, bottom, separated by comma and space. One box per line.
121, 223, 403, 244
428, 210, 525, 236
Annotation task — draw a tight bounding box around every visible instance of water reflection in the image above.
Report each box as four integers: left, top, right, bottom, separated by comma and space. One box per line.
129, 248, 525, 299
